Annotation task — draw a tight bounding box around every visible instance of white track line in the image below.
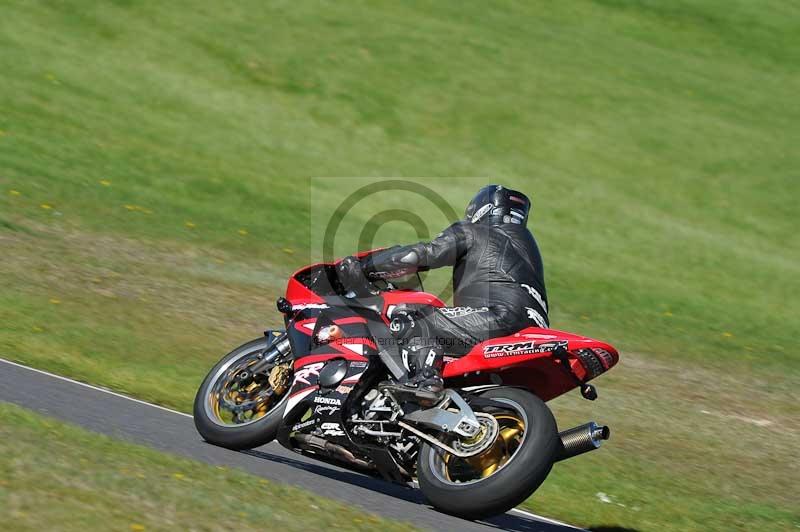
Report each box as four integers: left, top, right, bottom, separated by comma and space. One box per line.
0, 358, 192, 418
1, 357, 586, 530
509, 508, 585, 529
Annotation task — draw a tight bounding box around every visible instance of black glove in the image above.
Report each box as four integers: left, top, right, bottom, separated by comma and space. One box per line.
336, 256, 373, 296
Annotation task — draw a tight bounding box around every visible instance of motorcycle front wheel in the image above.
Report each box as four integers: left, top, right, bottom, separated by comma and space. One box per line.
193, 336, 292, 450
416, 387, 559, 520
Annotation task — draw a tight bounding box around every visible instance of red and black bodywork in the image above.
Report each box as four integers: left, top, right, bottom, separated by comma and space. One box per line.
273, 251, 618, 479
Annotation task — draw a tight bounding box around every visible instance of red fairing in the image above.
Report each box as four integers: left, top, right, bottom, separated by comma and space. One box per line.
382, 290, 445, 311
293, 317, 318, 335
286, 251, 378, 303
443, 327, 619, 402
286, 276, 325, 303
293, 351, 368, 370
333, 316, 368, 325
283, 255, 619, 402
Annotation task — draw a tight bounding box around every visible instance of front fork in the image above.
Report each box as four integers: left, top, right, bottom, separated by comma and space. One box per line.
248, 330, 291, 375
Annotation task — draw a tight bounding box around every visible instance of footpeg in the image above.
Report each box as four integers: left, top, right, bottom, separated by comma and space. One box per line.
379, 382, 443, 405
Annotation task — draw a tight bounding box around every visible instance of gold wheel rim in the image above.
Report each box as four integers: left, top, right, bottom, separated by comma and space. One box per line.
209, 360, 291, 425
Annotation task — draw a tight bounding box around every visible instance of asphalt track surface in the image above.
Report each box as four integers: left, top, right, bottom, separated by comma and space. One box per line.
0, 358, 585, 532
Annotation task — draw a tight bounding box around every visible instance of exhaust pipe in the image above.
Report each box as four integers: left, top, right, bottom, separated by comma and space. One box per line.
293, 433, 374, 470
555, 421, 610, 462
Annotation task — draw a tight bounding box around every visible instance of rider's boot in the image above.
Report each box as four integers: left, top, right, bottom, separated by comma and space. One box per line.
380, 343, 444, 405
380, 367, 444, 404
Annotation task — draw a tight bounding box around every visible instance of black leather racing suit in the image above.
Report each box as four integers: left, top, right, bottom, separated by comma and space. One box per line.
362, 220, 549, 371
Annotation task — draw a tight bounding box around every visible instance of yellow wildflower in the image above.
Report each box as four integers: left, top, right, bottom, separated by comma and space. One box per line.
99, 179, 111, 186
40, 203, 53, 210
238, 228, 248, 236
9, 190, 20, 196
49, 298, 61, 305
185, 221, 196, 229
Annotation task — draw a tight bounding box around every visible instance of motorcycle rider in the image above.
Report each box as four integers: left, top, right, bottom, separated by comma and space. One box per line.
337, 185, 548, 403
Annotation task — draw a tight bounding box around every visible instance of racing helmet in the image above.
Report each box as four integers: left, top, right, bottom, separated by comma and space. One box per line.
464, 185, 531, 225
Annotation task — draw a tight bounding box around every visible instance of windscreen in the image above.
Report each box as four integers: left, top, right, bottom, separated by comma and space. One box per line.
294, 263, 423, 296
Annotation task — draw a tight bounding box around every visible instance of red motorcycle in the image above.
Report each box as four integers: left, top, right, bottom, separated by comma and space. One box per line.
194, 251, 618, 519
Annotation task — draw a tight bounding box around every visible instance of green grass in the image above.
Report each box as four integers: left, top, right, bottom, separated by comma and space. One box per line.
1, 1, 798, 531
0, 403, 417, 531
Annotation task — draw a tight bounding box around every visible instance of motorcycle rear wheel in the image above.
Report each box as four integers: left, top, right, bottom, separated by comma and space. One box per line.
193, 337, 292, 450
416, 387, 559, 520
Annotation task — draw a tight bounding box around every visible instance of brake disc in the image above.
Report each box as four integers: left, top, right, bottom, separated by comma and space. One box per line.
452, 413, 499, 456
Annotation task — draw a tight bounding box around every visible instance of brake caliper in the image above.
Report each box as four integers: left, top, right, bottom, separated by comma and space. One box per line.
268, 363, 292, 396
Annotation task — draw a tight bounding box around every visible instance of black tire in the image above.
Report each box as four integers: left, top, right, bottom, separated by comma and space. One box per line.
193, 337, 290, 450
416, 387, 559, 520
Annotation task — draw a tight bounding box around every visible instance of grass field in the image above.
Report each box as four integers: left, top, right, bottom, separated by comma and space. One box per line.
0, 403, 416, 531
1, 1, 798, 531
